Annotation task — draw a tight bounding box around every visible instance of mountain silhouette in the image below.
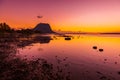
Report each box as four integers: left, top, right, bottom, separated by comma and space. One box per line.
33, 23, 54, 33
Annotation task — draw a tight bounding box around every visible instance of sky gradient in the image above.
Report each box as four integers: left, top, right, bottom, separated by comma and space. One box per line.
1, 0, 120, 32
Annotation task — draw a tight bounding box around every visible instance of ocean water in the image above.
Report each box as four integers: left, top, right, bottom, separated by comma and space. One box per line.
1, 34, 120, 80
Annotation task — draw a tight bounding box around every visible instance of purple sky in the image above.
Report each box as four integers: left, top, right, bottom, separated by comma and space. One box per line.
1, 0, 120, 32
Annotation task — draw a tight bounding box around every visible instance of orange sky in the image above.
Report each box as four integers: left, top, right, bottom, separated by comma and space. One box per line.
0, 0, 120, 32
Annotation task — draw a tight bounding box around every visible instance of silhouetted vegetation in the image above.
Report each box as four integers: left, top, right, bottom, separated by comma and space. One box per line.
0, 22, 34, 35
34, 30, 42, 33
0, 23, 12, 33
0, 22, 55, 34
16, 29, 33, 35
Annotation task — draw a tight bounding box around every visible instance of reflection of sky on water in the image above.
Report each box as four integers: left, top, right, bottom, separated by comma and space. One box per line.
0, 34, 71, 80
17, 34, 120, 80
0, 34, 120, 80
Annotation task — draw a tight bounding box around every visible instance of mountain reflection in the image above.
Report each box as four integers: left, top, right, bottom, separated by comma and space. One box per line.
33, 36, 51, 44
17, 36, 52, 48
0, 34, 71, 80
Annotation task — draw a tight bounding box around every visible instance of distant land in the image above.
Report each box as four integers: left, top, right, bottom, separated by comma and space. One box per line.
0, 22, 54, 34
33, 23, 54, 33
1, 22, 120, 34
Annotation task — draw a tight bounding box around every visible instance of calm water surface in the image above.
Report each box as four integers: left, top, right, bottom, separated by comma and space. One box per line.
17, 34, 120, 80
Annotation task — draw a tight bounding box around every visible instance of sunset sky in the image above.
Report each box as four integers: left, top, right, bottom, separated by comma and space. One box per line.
0, 0, 120, 32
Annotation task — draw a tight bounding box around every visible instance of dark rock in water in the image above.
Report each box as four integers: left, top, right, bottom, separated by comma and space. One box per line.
99, 49, 104, 52
119, 54, 120, 56
115, 62, 117, 64
65, 37, 71, 40
104, 59, 107, 61
118, 71, 120, 75
33, 23, 54, 33
93, 46, 97, 49
96, 71, 102, 75
100, 76, 107, 80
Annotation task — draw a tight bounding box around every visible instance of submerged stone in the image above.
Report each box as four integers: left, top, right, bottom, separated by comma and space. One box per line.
104, 59, 107, 61
65, 37, 71, 40
93, 46, 97, 49
118, 71, 120, 75
99, 49, 104, 52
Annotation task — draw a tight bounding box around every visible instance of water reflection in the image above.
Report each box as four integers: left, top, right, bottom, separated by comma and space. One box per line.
33, 36, 52, 44
18, 34, 120, 80
1, 34, 120, 80
17, 36, 52, 48
0, 34, 71, 80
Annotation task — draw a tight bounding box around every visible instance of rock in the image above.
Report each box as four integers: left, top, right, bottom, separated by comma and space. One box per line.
65, 37, 71, 40
118, 71, 120, 75
104, 59, 107, 61
93, 46, 97, 49
99, 49, 104, 52
115, 62, 117, 64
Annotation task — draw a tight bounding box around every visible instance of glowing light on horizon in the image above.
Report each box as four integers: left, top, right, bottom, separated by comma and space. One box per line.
0, 0, 120, 32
